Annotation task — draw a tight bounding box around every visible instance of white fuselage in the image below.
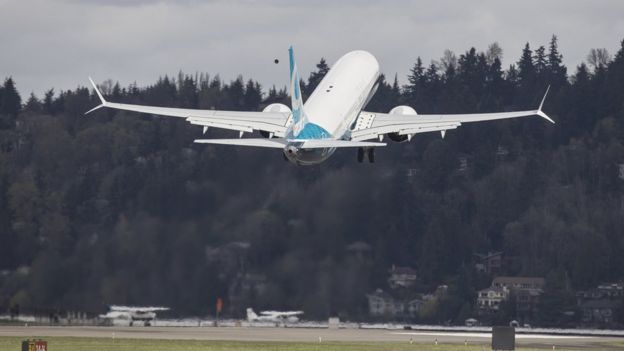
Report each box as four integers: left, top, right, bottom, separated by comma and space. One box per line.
284, 50, 380, 165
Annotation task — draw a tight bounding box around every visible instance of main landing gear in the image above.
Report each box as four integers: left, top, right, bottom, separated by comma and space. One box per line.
357, 147, 375, 163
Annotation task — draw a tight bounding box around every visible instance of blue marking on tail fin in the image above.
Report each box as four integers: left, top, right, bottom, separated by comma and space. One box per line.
289, 46, 307, 136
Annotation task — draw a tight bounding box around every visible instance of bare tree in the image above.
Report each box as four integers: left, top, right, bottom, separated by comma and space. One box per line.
440, 49, 458, 72
587, 48, 611, 71
486, 42, 504, 65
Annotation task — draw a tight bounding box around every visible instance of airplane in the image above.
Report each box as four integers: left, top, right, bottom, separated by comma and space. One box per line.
86, 46, 554, 166
99, 305, 169, 326
246, 307, 303, 323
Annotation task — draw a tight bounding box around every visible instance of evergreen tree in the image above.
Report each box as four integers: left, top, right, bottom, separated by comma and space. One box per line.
547, 35, 567, 86
0, 78, 21, 129
23, 93, 42, 113
224, 76, 245, 110
243, 79, 263, 110
177, 75, 198, 108
518, 43, 536, 87
305, 58, 329, 95
43, 89, 55, 115
506, 64, 519, 85
534, 46, 547, 75
1, 78, 21, 115
406, 57, 426, 106
408, 57, 425, 87
391, 74, 401, 99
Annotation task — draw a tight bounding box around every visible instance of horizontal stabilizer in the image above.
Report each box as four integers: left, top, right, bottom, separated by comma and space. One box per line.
194, 138, 288, 148
194, 138, 387, 149
298, 139, 386, 149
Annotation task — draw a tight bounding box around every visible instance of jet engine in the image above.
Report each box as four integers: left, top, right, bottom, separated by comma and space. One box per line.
386, 105, 417, 142
260, 103, 291, 138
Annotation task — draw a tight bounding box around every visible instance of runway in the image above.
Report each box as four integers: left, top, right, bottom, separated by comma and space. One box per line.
1, 326, 622, 349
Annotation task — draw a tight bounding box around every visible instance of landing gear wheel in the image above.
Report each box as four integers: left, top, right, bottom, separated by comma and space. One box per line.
367, 148, 375, 163
357, 147, 364, 163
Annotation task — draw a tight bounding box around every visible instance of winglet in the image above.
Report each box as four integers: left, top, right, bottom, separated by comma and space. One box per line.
85, 77, 107, 115
537, 85, 555, 124
89, 77, 106, 104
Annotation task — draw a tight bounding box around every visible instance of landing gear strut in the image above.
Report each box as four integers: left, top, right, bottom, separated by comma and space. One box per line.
357, 147, 375, 163
357, 148, 364, 163
367, 147, 375, 163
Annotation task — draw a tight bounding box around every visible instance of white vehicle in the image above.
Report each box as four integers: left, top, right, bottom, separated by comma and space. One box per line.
87, 47, 554, 165
246, 307, 303, 323
99, 305, 169, 326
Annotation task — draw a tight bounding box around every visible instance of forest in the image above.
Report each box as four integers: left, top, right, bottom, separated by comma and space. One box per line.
1, 36, 624, 327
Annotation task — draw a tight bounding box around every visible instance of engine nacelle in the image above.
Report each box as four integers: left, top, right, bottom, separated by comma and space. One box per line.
262, 103, 291, 113
387, 105, 417, 143
261, 103, 291, 138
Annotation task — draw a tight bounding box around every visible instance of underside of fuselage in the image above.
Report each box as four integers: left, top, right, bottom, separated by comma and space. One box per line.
283, 144, 336, 165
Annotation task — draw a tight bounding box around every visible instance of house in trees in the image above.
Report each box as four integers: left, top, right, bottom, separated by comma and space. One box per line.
388, 265, 418, 289
596, 283, 624, 299
477, 286, 509, 313
577, 282, 624, 326
477, 276, 544, 319
493, 276, 544, 291
366, 289, 423, 318
493, 277, 544, 317
579, 299, 621, 326
366, 266, 431, 319
474, 251, 503, 275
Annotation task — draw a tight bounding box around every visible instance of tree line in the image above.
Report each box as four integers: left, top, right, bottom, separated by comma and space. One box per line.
1, 35, 624, 326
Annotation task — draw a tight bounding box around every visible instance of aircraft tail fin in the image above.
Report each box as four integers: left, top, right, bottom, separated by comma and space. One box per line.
246, 308, 258, 321
288, 46, 307, 135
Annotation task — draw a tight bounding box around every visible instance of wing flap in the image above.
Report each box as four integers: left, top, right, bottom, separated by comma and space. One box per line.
186, 117, 287, 136
351, 121, 461, 141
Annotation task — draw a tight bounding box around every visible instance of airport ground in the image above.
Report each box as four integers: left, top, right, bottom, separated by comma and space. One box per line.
1, 326, 624, 350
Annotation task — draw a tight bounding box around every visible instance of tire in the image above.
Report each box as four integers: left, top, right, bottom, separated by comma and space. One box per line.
357, 148, 364, 163
367, 148, 375, 163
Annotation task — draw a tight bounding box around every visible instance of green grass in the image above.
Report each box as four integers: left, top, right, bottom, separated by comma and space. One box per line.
1, 337, 617, 351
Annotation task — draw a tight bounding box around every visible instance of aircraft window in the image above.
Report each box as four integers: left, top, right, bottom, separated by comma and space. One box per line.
326, 90, 330, 92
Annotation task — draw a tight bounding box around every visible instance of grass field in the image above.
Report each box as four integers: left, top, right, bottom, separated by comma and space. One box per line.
0, 337, 619, 351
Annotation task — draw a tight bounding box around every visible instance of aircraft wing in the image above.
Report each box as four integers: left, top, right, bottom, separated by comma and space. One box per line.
110, 305, 169, 312
260, 310, 304, 316
86, 78, 290, 138
351, 87, 554, 142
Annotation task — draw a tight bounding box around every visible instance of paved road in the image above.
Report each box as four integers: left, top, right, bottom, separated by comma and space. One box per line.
0, 326, 622, 349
